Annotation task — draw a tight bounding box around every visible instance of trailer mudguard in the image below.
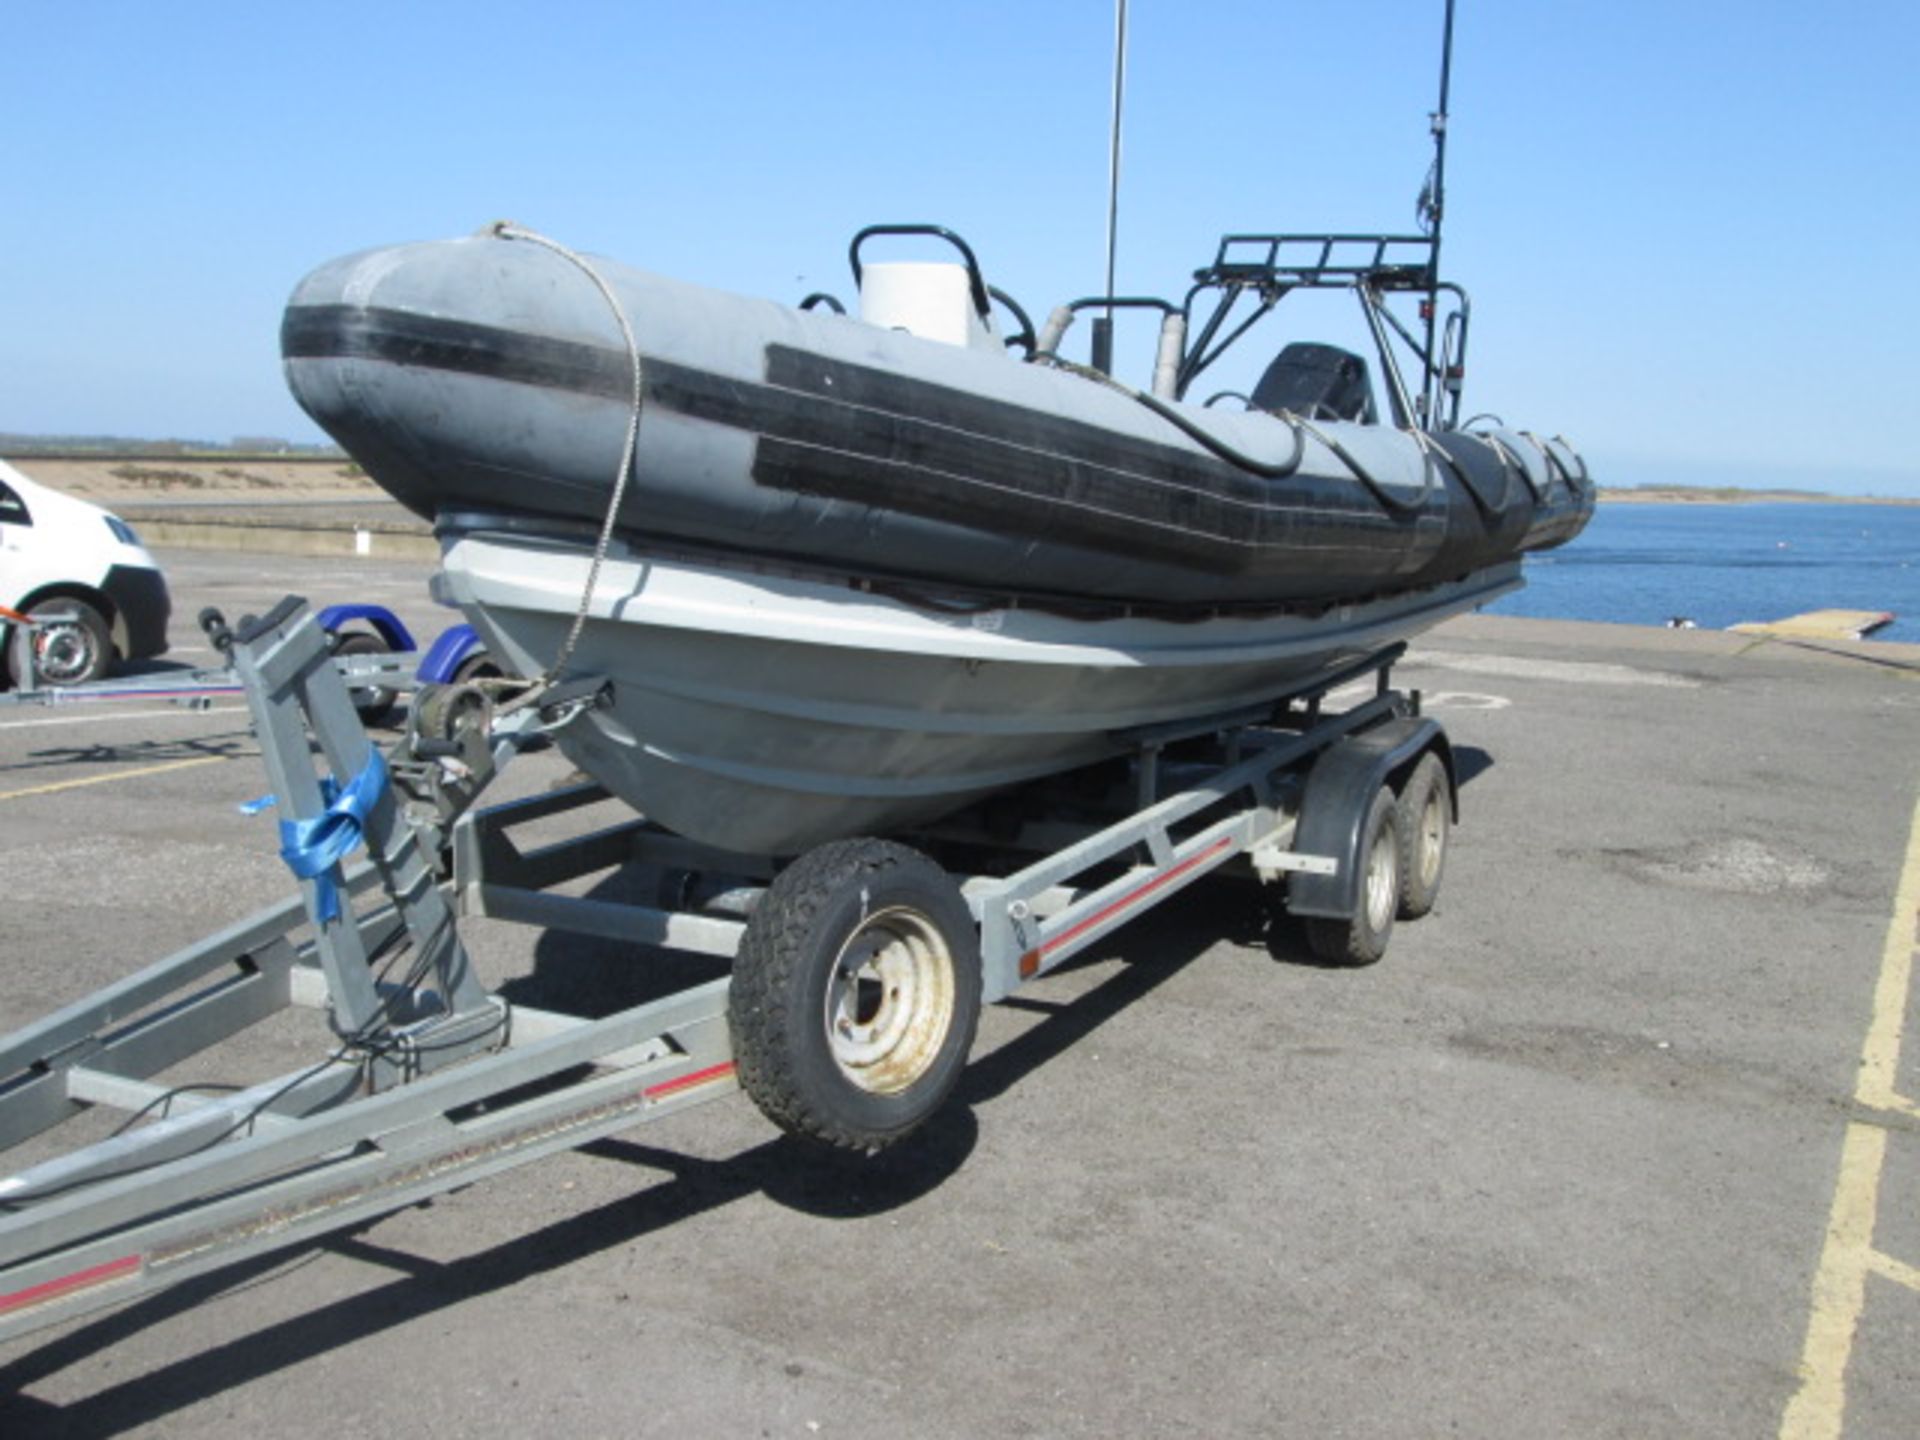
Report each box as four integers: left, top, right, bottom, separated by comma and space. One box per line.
317, 603, 416, 653
1286, 716, 1454, 919
417, 623, 487, 684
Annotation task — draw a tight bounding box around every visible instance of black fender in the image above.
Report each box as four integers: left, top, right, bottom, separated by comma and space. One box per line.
1285, 716, 1455, 919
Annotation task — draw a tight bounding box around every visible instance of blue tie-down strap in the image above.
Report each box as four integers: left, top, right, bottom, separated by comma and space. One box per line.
276, 748, 389, 923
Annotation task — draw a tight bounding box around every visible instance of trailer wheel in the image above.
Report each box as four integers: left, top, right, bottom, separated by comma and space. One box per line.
9, 599, 112, 687
330, 630, 398, 728
412, 680, 493, 746
451, 651, 504, 687
1304, 785, 1400, 966
1395, 752, 1450, 919
729, 838, 982, 1152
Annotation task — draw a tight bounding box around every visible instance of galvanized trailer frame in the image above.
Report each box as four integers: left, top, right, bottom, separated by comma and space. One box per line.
0, 601, 490, 725
0, 596, 1441, 1345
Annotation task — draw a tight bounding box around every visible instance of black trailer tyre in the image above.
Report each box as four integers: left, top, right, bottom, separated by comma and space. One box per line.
10, 599, 112, 687
728, 838, 982, 1152
330, 630, 398, 727
451, 650, 505, 686
1304, 784, 1401, 966
413, 679, 494, 745
1395, 751, 1450, 920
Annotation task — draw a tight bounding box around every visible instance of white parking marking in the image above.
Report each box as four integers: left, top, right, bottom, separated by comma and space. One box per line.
1421, 691, 1512, 711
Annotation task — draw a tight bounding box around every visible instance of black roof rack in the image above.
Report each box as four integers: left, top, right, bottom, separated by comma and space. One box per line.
1196, 233, 1438, 293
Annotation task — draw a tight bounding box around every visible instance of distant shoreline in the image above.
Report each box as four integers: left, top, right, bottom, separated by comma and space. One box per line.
10, 450, 1917, 510
1599, 488, 1920, 507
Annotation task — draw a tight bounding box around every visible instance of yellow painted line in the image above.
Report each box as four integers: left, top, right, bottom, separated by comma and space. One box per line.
1857, 779, 1920, 1114
1868, 1249, 1920, 1294
0, 754, 230, 802
1781, 1124, 1888, 1440
1780, 774, 1920, 1440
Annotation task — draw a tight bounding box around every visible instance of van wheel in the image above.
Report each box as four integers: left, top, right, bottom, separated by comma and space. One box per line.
9, 599, 112, 687
729, 839, 982, 1152
1303, 785, 1401, 966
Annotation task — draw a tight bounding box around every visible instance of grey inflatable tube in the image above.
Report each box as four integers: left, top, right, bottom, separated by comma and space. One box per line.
282, 234, 1594, 612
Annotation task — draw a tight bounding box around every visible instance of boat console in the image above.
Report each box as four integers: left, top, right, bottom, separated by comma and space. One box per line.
1251, 342, 1379, 424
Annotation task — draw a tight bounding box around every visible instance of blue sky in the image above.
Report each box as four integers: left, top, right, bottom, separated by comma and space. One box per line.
6, 0, 1917, 495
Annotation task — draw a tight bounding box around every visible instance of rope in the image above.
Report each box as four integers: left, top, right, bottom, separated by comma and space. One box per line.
482, 221, 646, 712
1524, 430, 1591, 494
1036, 353, 1306, 478
1475, 431, 1544, 503
1037, 352, 1441, 518
1285, 410, 1436, 518
1410, 424, 1519, 515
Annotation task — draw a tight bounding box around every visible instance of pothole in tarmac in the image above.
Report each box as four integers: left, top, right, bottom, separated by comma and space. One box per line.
1600, 835, 1831, 894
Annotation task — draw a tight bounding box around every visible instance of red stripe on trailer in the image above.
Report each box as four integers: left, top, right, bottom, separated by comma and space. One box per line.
643, 1061, 737, 1102
0, 1253, 142, 1317
1038, 834, 1236, 963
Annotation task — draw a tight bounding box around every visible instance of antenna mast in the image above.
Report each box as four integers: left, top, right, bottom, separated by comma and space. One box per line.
1094, 0, 1129, 375
1424, 0, 1456, 264
1416, 0, 1457, 426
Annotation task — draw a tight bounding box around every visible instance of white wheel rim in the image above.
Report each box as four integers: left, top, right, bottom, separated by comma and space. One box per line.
824, 906, 957, 1094
1365, 825, 1398, 933
1418, 790, 1446, 888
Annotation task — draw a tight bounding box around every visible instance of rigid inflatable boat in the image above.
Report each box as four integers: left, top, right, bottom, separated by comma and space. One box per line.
283, 223, 1593, 852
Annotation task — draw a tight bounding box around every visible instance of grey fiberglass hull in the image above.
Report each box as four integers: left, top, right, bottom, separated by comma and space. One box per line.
437, 522, 1520, 853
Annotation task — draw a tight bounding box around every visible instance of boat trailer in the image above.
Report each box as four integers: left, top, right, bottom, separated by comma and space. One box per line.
0, 596, 1454, 1344
1, 600, 496, 728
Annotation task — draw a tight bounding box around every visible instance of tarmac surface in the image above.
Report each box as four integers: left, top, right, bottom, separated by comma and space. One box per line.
3, 547, 1920, 1438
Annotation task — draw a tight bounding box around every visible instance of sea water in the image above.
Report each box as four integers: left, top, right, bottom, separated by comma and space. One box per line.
1490, 502, 1920, 643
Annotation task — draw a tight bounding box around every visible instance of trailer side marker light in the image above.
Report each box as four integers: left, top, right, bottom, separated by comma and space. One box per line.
1019, 950, 1042, 979
643, 1062, 736, 1102
0, 1253, 142, 1318
1030, 834, 1237, 971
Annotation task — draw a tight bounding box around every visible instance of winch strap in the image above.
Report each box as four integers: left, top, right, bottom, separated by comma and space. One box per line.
278, 749, 389, 923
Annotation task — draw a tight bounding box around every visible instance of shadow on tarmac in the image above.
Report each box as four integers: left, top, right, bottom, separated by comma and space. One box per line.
1, 732, 254, 779
0, 745, 1501, 1427
0, 885, 1247, 1434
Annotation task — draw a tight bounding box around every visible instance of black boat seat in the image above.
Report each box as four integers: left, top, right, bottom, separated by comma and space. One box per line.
1251, 342, 1378, 423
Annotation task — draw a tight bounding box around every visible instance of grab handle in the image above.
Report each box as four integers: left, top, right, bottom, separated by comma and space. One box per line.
849, 225, 992, 321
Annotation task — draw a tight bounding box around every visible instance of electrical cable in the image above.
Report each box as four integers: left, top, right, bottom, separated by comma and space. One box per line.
0, 905, 503, 1211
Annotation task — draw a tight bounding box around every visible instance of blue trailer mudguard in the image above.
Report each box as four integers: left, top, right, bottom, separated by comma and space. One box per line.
417, 623, 486, 685
1286, 716, 1455, 920
316, 603, 415, 653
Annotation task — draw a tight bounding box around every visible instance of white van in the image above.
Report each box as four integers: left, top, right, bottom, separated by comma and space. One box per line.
0, 458, 172, 686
